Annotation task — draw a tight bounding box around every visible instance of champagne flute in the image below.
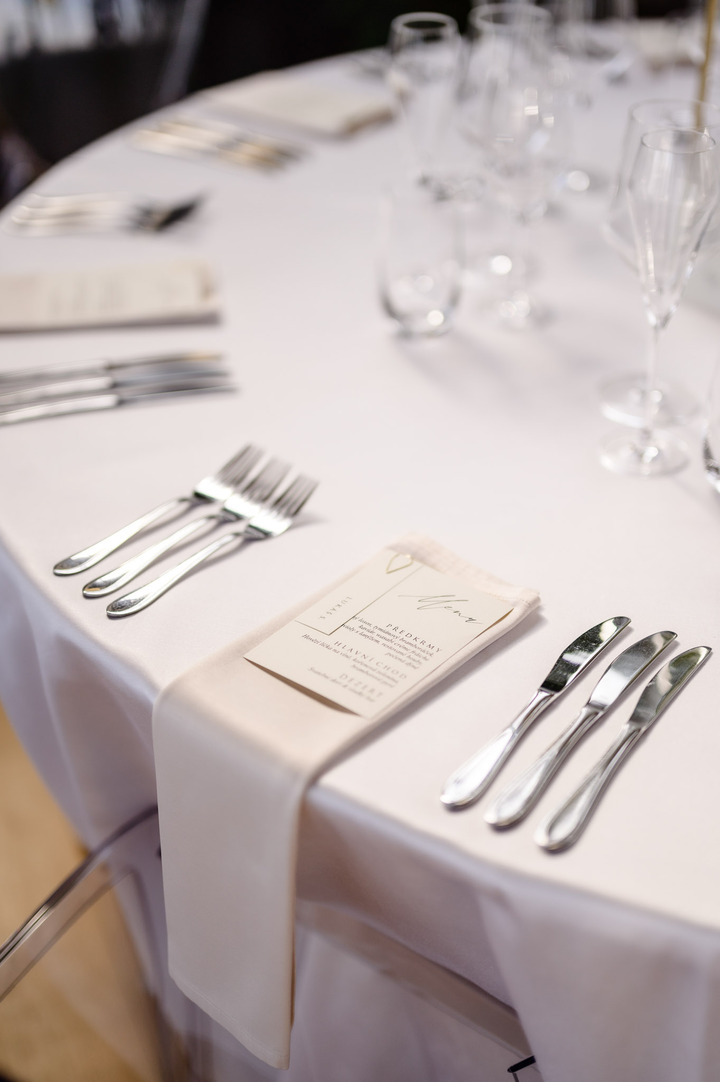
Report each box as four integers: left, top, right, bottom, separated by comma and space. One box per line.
600, 128, 720, 477
459, 2, 571, 327
601, 99, 720, 429
387, 12, 461, 188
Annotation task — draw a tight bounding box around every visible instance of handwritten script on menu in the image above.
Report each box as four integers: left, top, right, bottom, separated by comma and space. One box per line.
245, 549, 514, 718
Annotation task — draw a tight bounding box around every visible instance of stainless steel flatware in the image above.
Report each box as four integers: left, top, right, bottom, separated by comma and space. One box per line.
106, 474, 318, 618
0, 351, 224, 389
0, 375, 235, 426
132, 117, 302, 171
441, 616, 631, 810
0, 357, 229, 408
536, 646, 712, 852
485, 630, 677, 828
82, 457, 290, 597
158, 117, 303, 161
53, 443, 263, 576
8, 192, 204, 234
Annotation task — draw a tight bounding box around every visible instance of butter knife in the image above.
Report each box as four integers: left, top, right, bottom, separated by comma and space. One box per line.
0, 377, 234, 424
0, 351, 224, 388
0, 359, 230, 408
485, 630, 677, 828
441, 616, 630, 810
536, 646, 712, 852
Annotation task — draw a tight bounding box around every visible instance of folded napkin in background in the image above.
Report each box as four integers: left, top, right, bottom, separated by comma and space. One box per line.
202, 72, 394, 137
152, 535, 540, 1069
625, 17, 702, 70
0, 259, 219, 332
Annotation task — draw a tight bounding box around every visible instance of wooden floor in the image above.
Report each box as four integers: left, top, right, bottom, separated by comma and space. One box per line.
0, 702, 164, 1082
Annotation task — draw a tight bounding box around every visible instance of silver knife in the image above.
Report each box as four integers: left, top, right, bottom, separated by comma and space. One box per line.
485, 630, 677, 828
536, 646, 712, 852
441, 616, 630, 810
0, 377, 235, 425
0, 359, 230, 407
0, 351, 224, 388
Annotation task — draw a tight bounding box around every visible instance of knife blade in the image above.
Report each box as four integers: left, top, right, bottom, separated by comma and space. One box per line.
0, 351, 224, 389
485, 630, 677, 828
0, 377, 235, 424
440, 616, 630, 810
0, 358, 230, 407
536, 646, 712, 852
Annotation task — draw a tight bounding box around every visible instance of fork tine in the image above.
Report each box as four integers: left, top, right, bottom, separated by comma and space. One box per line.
215, 444, 264, 484
241, 458, 291, 500
272, 474, 318, 518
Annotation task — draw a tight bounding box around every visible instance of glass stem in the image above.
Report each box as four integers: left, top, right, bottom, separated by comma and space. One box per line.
511, 212, 530, 297
640, 320, 662, 454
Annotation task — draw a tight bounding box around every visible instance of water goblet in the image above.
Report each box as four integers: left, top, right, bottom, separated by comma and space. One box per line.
378, 178, 463, 337
601, 98, 720, 429
387, 12, 462, 188
459, 2, 571, 327
600, 128, 720, 477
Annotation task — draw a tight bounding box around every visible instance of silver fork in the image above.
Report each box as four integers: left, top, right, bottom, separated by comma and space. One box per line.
105, 474, 318, 618
82, 457, 290, 597
53, 443, 263, 576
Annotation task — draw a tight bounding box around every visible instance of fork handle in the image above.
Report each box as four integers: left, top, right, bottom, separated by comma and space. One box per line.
106, 530, 248, 618
53, 496, 195, 576
82, 513, 222, 597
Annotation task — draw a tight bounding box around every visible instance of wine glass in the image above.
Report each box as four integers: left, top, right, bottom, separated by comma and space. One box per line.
601, 98, 720, 429
387, 12, 462, 187
459, 2, 571, 327
600, 128, 720, 477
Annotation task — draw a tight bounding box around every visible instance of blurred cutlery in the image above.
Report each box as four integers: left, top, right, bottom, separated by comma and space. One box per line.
132, 116, 303, 170
9, 192, 204, 234
0, 351, 225, 389
0, 358, 230, 407
0, 376, 234, 426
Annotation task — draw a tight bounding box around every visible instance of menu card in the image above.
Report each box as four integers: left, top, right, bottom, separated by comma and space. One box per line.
246, 549, 514, 718
0, 259, 219, 331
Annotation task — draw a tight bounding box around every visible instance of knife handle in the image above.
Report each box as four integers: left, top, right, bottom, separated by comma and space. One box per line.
535, 726, 642, 852
82, 513, 222, 596
0, 393, 122, 425
441, 689, 554, 809
485, 704, 601, 828
53, 495, 196, 576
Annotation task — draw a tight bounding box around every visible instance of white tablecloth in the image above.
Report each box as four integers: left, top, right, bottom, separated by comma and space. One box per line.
1, 51, 720, 1082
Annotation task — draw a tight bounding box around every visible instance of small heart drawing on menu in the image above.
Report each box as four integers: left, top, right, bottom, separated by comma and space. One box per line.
386, 553, 415, 574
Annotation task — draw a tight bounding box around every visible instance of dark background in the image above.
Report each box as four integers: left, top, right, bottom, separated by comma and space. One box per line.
0, 0, 696, 202
187, 0, 684, 92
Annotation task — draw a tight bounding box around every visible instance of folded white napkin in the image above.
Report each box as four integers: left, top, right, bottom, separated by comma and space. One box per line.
203, 72, 393, 137
152, 535, 539, 1068
0, 259, 219, 332
626, 17, 701, 70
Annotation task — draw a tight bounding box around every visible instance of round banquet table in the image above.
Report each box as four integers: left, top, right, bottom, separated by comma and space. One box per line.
2, 46, 720, 1082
